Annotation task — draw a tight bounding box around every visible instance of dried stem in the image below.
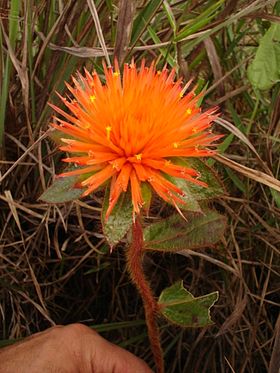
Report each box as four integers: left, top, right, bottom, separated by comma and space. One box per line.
126, 217, 164, 373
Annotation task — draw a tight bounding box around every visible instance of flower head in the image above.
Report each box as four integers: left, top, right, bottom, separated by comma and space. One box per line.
50, 61, 220, 219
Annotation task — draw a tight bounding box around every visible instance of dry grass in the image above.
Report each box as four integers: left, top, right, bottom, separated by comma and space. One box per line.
0, 1, 279, 372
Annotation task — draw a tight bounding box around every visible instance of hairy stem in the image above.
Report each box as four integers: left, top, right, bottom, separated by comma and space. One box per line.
126, 217, 164, 373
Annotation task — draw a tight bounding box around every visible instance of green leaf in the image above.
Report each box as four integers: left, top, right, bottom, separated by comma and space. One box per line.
40, 175, 85, 203
270, 188, 280, 209
158, 281, 218, 327
247, 23, 280, 90
141, 182, 153, 213
165, 158, 224, 212
144, 209, 226, 252
166, 175, 202, 213
102, 186, 133, 248
176, 158, 224, 200
49, 128, 75, 145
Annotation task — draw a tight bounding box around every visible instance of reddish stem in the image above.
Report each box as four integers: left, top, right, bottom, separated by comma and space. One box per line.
126, 217, 164, 373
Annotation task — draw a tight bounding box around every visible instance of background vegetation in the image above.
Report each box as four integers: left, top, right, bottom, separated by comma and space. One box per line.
0, 1, 279, 372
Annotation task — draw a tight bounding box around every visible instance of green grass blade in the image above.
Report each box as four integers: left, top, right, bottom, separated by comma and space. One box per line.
0, 0, 20, 150
175, 0, 225, 42
131, 0, 163, 45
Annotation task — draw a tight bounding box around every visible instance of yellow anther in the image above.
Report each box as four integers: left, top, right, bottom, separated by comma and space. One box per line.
186, 108, 192, 115
157, 70, 161, 75
106, 126, 112, 140
192, 127, 198, 133
164, 160, 171, 166
113, 71, 120, 77
90, 95, 96, 102
111, 161, 119, 170
173, 142, 179, 149
179, 92, 184, 98
135, 153, 142, 161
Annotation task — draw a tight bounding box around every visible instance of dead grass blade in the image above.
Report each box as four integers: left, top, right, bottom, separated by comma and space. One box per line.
48, 43, 113, 57
216, 296, 247, 337
211, 85, 249, 106
3, 190, 21, 232
215, 117, 271, 173
204, 37, 224, 96
214, 154, 280, 192
245, 206, 280, 241
17, 290, 55, 326
178, 249, 240, 277
0, 130, 50, 184
44, 32, 230, 59
25, 255, 50, 318
42, 240, 105, 286
5, 132, 53, 174
269, 314, 280, 373
32, 2, 72, 79
205, 55, 253, 96
0, 194, 53, 222
114, 0, 136, 66
86, 0, 111, 66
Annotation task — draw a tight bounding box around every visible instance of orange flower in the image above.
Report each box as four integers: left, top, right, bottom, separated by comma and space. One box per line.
50, 61, 220, 219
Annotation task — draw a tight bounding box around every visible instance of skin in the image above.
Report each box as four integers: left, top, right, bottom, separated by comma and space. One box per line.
0, 324, 153, 373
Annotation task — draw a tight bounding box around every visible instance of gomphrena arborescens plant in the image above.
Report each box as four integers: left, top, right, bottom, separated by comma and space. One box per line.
42, 60, 225, 373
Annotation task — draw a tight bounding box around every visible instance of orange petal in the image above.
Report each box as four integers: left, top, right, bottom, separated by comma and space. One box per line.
130, 170, 143, 215
58, 165, 102, 178
106, 163, 132, 219
82, 165, 116, 196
